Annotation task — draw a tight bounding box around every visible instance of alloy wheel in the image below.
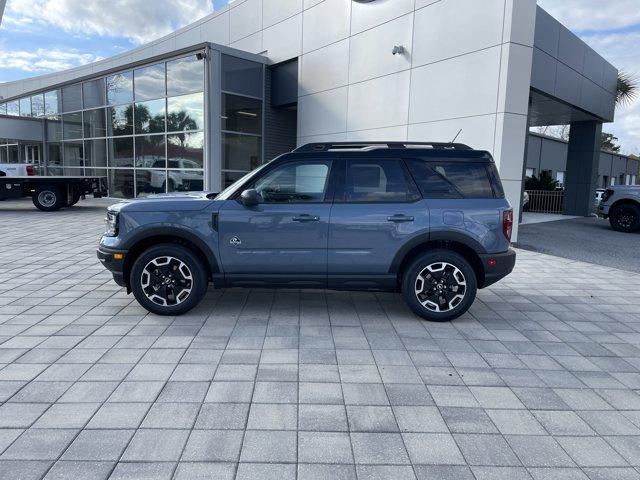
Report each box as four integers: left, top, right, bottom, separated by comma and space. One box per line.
615, 207, 637, 230
37, 191, 56, 208
140, 256, 193, 306
414, 262, 467, 312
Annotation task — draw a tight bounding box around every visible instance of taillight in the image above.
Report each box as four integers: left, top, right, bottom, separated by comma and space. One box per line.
601, 189, 614, 203
26, 165, 35, 176
502, 209, 513, 242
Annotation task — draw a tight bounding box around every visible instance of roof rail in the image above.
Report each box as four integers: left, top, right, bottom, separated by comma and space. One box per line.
293, 141, 472, 153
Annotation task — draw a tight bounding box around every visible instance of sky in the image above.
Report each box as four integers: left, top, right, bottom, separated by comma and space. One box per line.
0, 0, 639, 154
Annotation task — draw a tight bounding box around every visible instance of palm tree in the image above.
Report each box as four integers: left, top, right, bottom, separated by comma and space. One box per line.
617, 72, 638, 106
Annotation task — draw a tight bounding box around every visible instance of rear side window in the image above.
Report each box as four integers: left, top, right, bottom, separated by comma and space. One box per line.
338, 159, 420, 203
406, 159, 499, 199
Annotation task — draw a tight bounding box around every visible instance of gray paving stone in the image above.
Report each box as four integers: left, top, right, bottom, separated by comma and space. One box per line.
182, 430, 243, 462
440, 407, 499, 434
298, 404, 348, 431
43, 460, 115, 480
85, 402, 150, 429
173, 462, 235, 480
347, 405, 398, 432
299, 382, 343, 404
403, 433, 465, 465
247, 403, 297, 430
342, 383, 389, 405
393, 406, 448, 433
240, 430, 297, 462
506, 435, 576, 467
356, 465, 417, 480
33, 403, 100, 429
2, 429, 78, 460
556, 436, 628, 467
384, 384, 434, 406
0, 460, 53, 480
236, 463, 296, 480
414, 465, 475, 480
298, 464, 357, 480
121, 429, 189, 462
140, 402, 200, 429
351, 432, 410, 465
156, 381, 209, 402
298, 432, 353, 463
61, 429, 134, 461
254, 381, 298, 403
204, 381, 253, 403
486, 409, 546, 435
532, 410, 596, 436
454, 434, 521, 466
195, 402, 250, 429
110, 462, 175, 480
0, 402, 49, 427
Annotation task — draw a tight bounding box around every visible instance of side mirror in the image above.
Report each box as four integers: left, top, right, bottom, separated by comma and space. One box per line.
240, 188, 260, 207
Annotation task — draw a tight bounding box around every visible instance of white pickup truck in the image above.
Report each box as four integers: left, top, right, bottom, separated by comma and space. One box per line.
598, 185, 640, 233
0, 163, 34, 176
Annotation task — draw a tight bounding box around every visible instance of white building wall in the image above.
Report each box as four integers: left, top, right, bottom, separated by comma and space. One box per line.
0, 0, 537, 239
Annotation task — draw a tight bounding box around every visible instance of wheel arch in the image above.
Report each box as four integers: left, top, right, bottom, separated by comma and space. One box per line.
391, 233, 487, 289
610, 198, 640, 211
122, 228, 219, 291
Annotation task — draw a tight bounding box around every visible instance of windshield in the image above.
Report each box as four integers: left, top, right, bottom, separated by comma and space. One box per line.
214, 163, 270, 200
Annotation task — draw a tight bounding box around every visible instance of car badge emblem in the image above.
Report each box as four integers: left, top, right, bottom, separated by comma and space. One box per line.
230, 236, 242, 246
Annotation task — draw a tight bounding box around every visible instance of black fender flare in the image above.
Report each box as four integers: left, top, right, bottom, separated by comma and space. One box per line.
389, 230, 487, 274
123, 225, 220, 274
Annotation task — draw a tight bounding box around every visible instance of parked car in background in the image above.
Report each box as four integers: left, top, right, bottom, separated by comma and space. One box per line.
98, 141, 516, 322
0, 163, 34, 176
598, 186, 640, 232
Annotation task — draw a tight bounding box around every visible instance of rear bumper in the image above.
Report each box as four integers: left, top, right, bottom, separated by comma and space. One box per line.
479, 249, 516, 288
97, 246, 127, 287
597, 203, 610, 218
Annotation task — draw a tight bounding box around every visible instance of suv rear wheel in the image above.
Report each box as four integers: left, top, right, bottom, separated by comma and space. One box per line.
402, 250, 477, 322
130, 244, 208, 315
609, 203, 640, 233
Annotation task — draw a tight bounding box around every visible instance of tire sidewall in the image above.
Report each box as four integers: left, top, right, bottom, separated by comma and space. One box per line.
402, 250, 478, 322
130, 244, 208, 315
610, 204, 640, 233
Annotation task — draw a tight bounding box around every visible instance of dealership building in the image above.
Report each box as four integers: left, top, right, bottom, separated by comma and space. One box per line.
0, 0, 626, 239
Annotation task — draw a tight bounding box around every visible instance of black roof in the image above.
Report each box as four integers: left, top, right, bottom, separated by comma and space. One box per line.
289, 142, 493, 161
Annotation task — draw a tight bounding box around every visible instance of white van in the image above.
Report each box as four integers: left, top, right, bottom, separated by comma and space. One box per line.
0, 163, 34, 176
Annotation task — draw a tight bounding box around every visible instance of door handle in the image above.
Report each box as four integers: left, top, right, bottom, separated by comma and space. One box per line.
387, 214, 414, 223
292, 214, 320, 222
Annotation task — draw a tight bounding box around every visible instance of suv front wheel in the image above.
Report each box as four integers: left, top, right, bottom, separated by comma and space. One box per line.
130, 244, 208, 315
402, 250, 477, 322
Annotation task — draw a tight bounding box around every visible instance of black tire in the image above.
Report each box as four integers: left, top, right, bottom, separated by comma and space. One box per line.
32, 185, 65, 211
68, 193, 81, 207
130, 244, 208, 316
609, 203, 640, 233
402, 249, 478, 322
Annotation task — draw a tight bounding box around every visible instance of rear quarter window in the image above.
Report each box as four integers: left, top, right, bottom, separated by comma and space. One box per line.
405, 159, 501, 199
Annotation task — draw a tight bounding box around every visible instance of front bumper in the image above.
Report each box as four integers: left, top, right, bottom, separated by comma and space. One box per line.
97, 245, 127, 287
479, 249, 516, 288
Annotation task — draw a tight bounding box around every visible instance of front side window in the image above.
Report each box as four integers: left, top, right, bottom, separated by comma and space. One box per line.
253, 161, 331, 203
338, 159, 419, 203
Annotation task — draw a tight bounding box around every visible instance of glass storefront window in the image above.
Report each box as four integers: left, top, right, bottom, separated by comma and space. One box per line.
19, 97, 31, 117
108, 105, 134, 136
108, 137, 134, 167
221, 171, 247, 189
222, 94, 261, 134
31, 94, 45, 117
168, 169, 204, 192
46, 116, 63, 142
85, 139, 107, 168
47, 143, 63, 169
44, 91, 60, 115
134, 63, 166, 101
167, 93, 204, 132
106, 71, 134, 105
109, 169, 135, 198
85, 108, 107, 138
167, 55, 204, 96
222, 55, 263, 98
62, 112, 84, 140
135, 135, 166, 168
167, 131, 204, 169
63, 141, 85, 168
62, 83, 82, 112
83, 78, 106, 109
222, 133, 261, 171
0, 104, 6, 115
136, 169, 166, 197
7, 145, 19, 163
6, 101, 19, 116
135, 99, 166, 134
86, 167, 107, 178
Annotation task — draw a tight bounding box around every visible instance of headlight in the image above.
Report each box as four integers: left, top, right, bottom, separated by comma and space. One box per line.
104, 211, 119, 237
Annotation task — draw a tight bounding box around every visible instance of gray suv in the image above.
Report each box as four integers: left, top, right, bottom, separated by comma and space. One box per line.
98, 142, 516, 322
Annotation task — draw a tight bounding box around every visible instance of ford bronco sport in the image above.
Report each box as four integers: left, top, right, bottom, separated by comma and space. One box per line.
97, 142, 516, 322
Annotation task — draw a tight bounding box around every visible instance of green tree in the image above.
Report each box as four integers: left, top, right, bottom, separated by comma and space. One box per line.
601, 132, 621, 153
617, 72, 638, 106
525, 174, 559, 191
167, 111, 198, 147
